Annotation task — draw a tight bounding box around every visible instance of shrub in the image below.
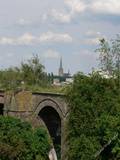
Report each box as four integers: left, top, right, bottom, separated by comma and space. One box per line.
0, 116, 51, 160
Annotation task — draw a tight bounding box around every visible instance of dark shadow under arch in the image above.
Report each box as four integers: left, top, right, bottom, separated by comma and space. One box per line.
39, 106, 61, 158
0, 103, 4, 115
34, 98, 64, 119
39, 106, 61, 145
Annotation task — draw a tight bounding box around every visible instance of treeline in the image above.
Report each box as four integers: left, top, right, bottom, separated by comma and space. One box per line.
66, 35, 120, 160
0, 55, 53, 90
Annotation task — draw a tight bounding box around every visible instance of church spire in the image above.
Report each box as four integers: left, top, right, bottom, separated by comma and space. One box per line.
60, 56, 63, 69
59, 57, 64, 76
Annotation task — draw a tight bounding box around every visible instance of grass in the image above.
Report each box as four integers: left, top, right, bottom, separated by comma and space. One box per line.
25, 84, 66, 94
0, 84, 67, 94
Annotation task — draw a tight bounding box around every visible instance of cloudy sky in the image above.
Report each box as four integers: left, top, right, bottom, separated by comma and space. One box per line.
0, 0, 120, 74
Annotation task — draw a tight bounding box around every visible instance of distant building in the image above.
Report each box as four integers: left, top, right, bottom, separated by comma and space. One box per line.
58, 57, 64, 77
92, 69, 113, 79
53, 58, 73, 85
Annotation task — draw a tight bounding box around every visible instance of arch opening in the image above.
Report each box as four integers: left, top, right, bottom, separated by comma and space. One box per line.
0, 103, 4, 115
39, 106, 61, 159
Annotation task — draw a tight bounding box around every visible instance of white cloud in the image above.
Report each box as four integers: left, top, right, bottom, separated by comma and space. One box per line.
39, 31, 72, 43
47, 0, 120, 24
90, 0, 120, 15
17, 33, 35, 45
65, 0, 120, 15
47, 0, 87, 23
17, 0, 120, 26
0, 32, 72, 45
43, 49, 60, 59
0, 33, 35, 45
64, 0, 87, 13
49, 9, 72, 23
0, 37, 15, 45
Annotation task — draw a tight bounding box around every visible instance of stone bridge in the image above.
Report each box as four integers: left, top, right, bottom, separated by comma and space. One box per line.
0, 90, 68, 160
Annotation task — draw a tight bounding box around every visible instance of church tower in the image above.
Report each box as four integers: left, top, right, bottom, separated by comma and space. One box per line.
58, 57, 64, 76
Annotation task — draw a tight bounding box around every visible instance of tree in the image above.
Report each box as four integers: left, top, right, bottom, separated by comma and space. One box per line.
97, 35, 120, 88
0, 67, 22, 90
96, 38, 113, 75
0, 54, 50, 90
66, 73, 120, 160
21, 54, 47, 86
111, 35, 120, 87
0, 116, 51, 160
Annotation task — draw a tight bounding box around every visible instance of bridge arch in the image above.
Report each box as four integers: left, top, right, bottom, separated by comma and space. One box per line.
34, 98, 64, 158
34, 98, 64, 119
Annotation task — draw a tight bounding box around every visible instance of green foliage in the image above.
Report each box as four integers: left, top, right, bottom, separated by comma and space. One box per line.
21, 54, 47, 86
0, 116, 51, 160
96, 35, 120, 87
66, 73, 120, 160
112, 35, 120, 87
96, 38, 113, 75
0, 55, 66, 94
0, 55, 49, 91
0, 67, 22, 90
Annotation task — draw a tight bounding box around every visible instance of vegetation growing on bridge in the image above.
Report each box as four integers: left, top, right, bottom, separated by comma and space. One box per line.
0, 116, 51, 160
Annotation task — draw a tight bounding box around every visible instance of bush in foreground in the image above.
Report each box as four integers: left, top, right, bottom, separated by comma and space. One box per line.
0, 116, 51, 160
66, 73, 120, 160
